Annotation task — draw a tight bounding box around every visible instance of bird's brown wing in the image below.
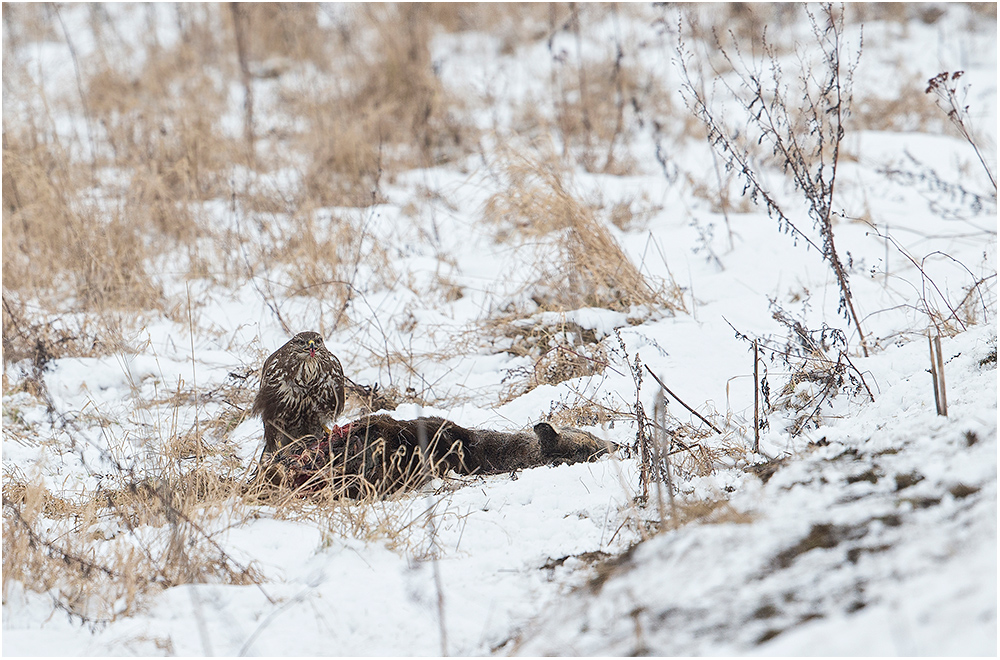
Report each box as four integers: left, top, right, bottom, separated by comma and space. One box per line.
251, 349, 283, 420
318, 353, 346, 419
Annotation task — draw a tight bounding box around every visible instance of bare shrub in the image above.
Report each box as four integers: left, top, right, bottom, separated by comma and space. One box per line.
925, 71, 997, 191
732, 304, 874, 437
678, 3, 870, 355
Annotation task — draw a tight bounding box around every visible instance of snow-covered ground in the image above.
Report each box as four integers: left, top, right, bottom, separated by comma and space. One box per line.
3, 4, 996, 656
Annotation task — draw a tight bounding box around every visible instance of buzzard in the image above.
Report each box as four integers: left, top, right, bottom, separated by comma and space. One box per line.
252, 331, 345, 453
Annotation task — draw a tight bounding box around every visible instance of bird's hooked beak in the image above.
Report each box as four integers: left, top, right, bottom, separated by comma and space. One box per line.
307, 339, 317, 357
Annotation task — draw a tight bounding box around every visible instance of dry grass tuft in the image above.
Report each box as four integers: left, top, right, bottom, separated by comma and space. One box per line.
541, 390, 632, 429
666, 496, 753, 527
495, 315, 610, 402
602, 193, 664, 233
484, 153, 684, 314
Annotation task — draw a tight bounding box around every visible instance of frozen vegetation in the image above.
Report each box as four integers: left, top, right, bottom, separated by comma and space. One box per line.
2, 3, 996, 656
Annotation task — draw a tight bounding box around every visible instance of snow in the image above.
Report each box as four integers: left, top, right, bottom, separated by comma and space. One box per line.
3, 4, 996, 657
513, 325, 997, 656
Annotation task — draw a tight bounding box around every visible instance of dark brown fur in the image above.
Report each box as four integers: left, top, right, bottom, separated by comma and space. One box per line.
258, 415, 616, 498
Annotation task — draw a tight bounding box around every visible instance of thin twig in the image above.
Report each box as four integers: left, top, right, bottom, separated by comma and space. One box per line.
753, 339, 760, 453
52, 4, 97, 169
643, 365, 722, 435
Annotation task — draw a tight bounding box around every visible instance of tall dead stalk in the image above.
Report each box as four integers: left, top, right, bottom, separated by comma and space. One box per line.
652, 390, 677, 524
928, 335, 948, 416
753, 339, 760, 453
230, 2, 256, 165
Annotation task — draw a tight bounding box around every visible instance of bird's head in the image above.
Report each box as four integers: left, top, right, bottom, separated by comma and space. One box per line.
291, 331, 324, 359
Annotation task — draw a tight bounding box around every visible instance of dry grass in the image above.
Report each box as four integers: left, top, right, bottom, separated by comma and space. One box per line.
1, 337, 268, 623
508, 4, 675, 175
263, 207, 395, 314
2, 390, 465, 625
0, 3, 689, 356
287, 484, 472, 560
493, 314, 610, 403
1, 3, 472, 326
480, 151, 686, 400
544, 396, 628, 429
602, 193, 664, 233
2, 130, 161, 313
1, 299, 104, 376
425, 2, 552, 48
284, 4, 477, 207
2, 430, 261, 624
844, 3, 996, 26
665, 496, 754, 527
1, 329, 472, 623
2, 6, 227, 317
849, 73, 948, 134
232, 3, 329, 67
484, 151, 685, 314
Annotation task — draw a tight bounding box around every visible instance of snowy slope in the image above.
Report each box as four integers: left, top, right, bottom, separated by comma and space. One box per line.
513, 326, 997, 656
